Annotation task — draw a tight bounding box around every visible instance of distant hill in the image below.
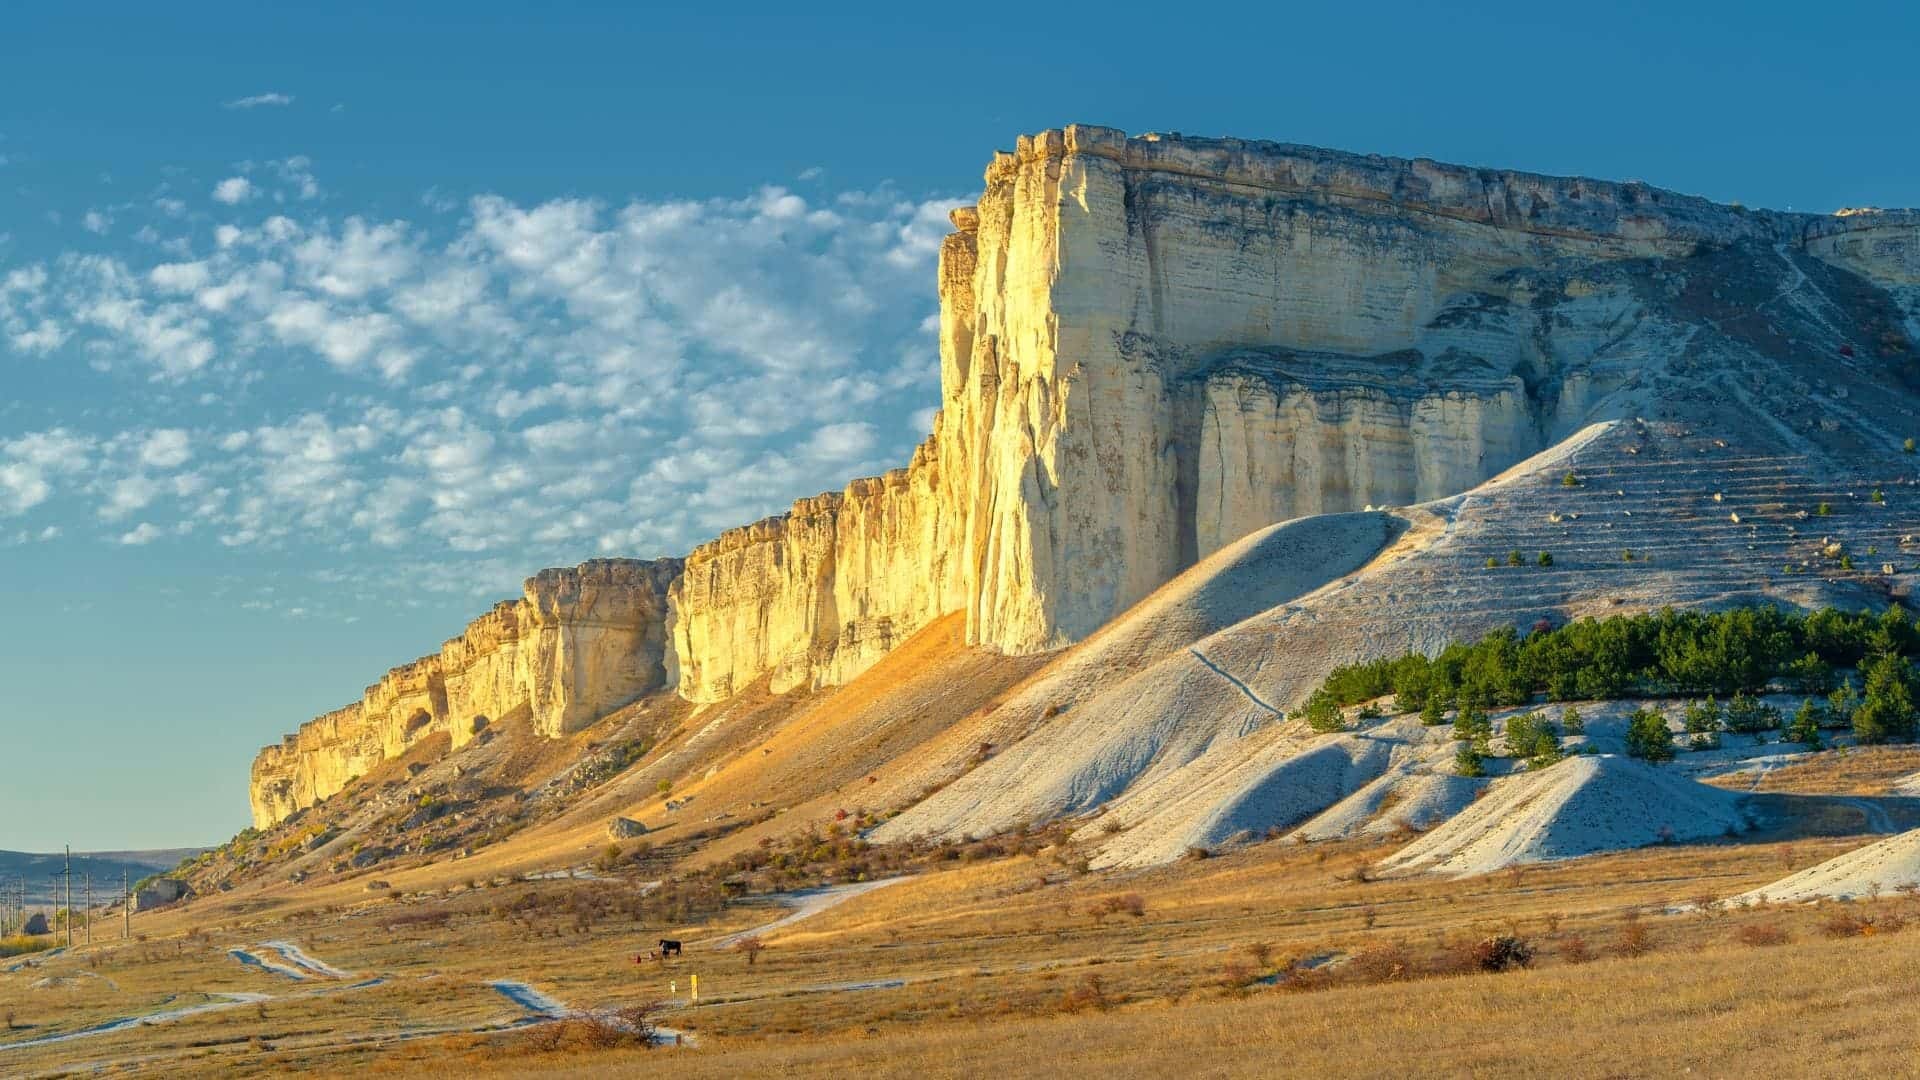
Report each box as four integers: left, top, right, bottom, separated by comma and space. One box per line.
0, 848, 205, 911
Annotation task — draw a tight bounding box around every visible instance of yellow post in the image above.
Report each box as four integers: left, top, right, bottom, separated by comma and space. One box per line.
691, 973, 699, 1002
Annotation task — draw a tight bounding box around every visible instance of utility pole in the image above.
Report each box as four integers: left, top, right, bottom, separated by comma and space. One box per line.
63, 846, 73, 948
123, 868, 130, 939
84, 869, 92, 945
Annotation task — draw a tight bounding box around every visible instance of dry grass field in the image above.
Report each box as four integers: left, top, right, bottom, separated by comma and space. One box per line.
6, 806, 1918, 1077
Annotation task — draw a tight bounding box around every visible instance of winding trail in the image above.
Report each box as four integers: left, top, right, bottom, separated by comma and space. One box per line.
489, 981, 570, 1017
708, 877, 908, 949
1188, 648, 1284, 717
228, 947, 307, 980
0, 992, 272, 1053
262, 940, 352, 979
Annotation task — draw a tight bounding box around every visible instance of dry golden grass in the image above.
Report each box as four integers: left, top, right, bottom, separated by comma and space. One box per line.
10, 824, 1911, 1077
1708, 745, 1920, 795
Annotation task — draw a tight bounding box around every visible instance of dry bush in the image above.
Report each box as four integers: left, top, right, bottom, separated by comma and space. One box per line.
733, 936, 766, 965
1819, 909, 1903, 938
1735, 922, 1791, 947
1823, 911, 1867, 939
1244, 941, 1273, 970
1615, 918, 1653, 958
379, 908, 451, 931
1217, 959, 1261, 993
1559, 935, 1593, 964
1344, 942, 1413, 985
1059, 973, 1113, 1013
515, 1006, 660, 1054
1087, 893, 1147, 925
1461, 935, 1535, 972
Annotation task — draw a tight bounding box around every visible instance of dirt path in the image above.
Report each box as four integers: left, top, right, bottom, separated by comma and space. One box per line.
489, 980, 569, 1017
707, 877, 908, 949
261, 940, 354, 979
228, 947, 308, 980
0, 991, 273, 1054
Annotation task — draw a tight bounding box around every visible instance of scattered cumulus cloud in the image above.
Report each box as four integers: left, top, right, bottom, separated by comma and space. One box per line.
212, 177, 255, 205
0, 156, 968, 610
224, 92, 294, 110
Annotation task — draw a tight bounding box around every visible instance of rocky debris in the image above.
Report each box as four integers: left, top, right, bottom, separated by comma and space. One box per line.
134, 878, 190, 912
364, 880, 390, 892
607, 817, 649, 839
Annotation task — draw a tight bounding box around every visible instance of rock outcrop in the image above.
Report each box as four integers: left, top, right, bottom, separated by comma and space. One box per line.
250, 125, 1920, 825
249, 558, 679, 827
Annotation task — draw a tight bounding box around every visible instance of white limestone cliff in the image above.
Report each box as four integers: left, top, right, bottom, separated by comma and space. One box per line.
249, 559, 678, 827
249, 126, 1920, 827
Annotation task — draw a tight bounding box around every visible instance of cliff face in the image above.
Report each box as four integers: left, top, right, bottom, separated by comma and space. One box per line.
668, 447, 966, 702
249, 559, 678, 827
251, 126, 1920, 822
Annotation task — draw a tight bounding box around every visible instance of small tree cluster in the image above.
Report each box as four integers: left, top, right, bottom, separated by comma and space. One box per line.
1625, 708, 1675, 763
1504, 711, 1563, 768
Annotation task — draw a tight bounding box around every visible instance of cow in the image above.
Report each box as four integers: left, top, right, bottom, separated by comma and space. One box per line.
658, 938, 683, 958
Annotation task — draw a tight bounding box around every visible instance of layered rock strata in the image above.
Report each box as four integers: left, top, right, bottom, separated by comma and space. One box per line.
251, 126, 1920, 821
249, 559, 678, 826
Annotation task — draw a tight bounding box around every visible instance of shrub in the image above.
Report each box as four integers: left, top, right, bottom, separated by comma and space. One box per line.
1301, 690, 1346, 733
1788, 699, 1824, 748
1622, 548, 1635, 562
1817, 502, 1832, 516
1561, 706, 1584, 736
1486, 557, 1499, 569
733, 936, 766, 965
1463, 935, 1534, 971
1562, 471, 1581, 487
1538, 551, 1553, 567
1346, 942, 1413, 984
1854, 652, 1918, 743
1683, 697, 1723, 749
1559, 935, 1593, 964
1823, 911, 1872, 939
1615, 917, 1653, 957
1906, 438, 1916, 454
1508, 549, 1525, 567
1735, 922, 1790, 947
1088, 893, 1147, 924
1625, 708, 1675, 763
1454, 743, 1485, 778
1059, 974, 1113, 1012
1506, 711, 1563, 767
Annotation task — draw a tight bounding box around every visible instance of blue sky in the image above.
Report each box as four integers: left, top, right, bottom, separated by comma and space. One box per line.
3, 1, 1916, 850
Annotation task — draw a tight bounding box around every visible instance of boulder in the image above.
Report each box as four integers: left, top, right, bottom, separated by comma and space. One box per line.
608, 816, 649, 839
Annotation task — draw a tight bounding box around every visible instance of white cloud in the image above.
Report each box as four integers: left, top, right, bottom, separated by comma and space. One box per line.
82, 210, 112, 235
150, 261, 211, 292
0, 430, 93, 515
118, 522, 163, 545
213, 177, 255, 205
804, 421, 876, 463
5, 159, 962, 589
224, 93, 294, 109
292, 219, 415, 298
139, 429, 193, 469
